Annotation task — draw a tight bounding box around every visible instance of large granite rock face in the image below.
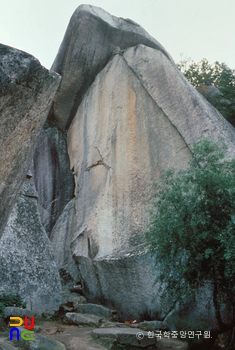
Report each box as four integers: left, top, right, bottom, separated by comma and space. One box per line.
33, 122, 74, 234
0, 44, 61, 238
0, 175, 62, 315
55, 43, 235, 319
50, 4, 174, 131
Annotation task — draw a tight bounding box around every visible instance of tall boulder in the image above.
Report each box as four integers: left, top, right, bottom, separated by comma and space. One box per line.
49, 4, 174, 131
0, 44, 61, 238
57, 43, 235, 319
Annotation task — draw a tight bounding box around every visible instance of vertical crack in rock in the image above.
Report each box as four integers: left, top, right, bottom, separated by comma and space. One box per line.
33, 122, 75, 235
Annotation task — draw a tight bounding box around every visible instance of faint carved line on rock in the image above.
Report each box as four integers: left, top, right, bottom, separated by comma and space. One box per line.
86, 160, 111, 171
86, 146, 111, 171
20, 193, 38, 200
121, 53, 193, 157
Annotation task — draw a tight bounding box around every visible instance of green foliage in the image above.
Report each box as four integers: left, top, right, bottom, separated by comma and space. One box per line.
178, 58, 235, 125
146, 138, 235, 326
0, 293, 25, 308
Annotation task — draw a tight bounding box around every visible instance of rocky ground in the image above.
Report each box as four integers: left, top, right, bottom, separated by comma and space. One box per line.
0, 316, 188, 350
0, 319, 106, 350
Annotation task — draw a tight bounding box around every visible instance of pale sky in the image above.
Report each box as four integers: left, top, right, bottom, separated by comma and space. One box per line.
1, 0, 235, 70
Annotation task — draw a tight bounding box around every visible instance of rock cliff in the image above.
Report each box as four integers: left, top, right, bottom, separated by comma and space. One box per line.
1, 5, 235, 322
0, 44, 61, 238
49, 6, 235, 321
0, 44, 62, 314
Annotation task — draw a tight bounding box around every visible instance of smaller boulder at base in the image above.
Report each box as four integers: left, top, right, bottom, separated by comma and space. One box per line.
92, 328, 156, 348
23, 334, 66, 350
4, 307, 33, 318
63, 312, 102, 327
75, 303, 113, 318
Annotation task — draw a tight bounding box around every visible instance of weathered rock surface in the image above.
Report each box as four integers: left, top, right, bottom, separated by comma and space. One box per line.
0, 44, 61, 238
75, 303, 114, 318
61, 291, 86, 307
0, 176, 62, 315
4, 307, 33, 318
56, 43, 235, 319
51, 199, 79, 284
156, 338, 188, 350
92, 328, 156, 348
63, 312, 102, 327
0, 342, 17, 350
50, 4, 174, 131
138, 320, 169, 331
100, 322, 131, 328
23, 334, 66, 350
33, 122, 74, 234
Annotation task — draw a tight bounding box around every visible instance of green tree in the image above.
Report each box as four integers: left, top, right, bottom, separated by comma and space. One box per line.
146, 138, 235, 348
178, 58, 235, 126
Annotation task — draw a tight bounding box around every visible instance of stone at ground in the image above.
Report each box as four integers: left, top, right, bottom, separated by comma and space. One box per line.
0, 341, 18, 350
23, 334, 66, 350
100, 321, 132, 328
61, 291, 87, 307
92, 327, 156, 348
0, 44, 60, 238
157, 338, 188, 349
59, 305, 74, 313
4, 307, 33, 318
33, 326, 41, 333
74, 303, 113, 318
138, 320, 169, 331
63, 312, 102, 327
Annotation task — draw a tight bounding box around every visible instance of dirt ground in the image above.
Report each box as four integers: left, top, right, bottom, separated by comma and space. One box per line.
37, 319, 108, 350
0, 318, 108, 350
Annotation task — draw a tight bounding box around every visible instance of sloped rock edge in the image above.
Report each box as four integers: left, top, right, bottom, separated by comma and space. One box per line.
122, 45, 235, 155
50, 4, 174, 131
